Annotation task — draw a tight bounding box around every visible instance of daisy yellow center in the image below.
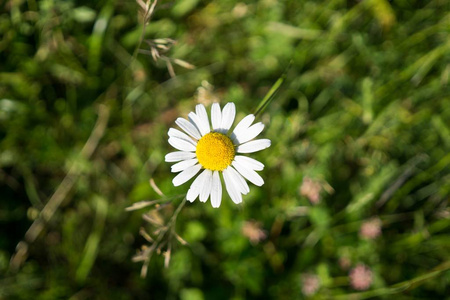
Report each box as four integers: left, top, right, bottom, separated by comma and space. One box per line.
196, 132, 235, 171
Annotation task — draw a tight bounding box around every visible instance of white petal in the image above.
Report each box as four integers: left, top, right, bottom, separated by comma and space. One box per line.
233, 122, 264, 144
232, 160, 264, 186
236, 139, 271, 153
168, 128, 197, 146
232, 114, 255, 138
188, 112, 210, 136
223, 169, 242, 204
172, 164, 201, 186
196, 104, 211, 134
210, 171, 222, 208
225, 166, 250, 194
211, 103, 222, 130
186, 169, 208, 202
200, 169, 213, 203
169, 137, 196, 152
175, 118, 201, 140
171, 158, 198, 173
234, 156, 264, 171
165, 151, 196, 162
219, 102, 236, 133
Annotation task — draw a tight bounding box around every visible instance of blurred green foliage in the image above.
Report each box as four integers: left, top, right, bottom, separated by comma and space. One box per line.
1, 0, 449, 299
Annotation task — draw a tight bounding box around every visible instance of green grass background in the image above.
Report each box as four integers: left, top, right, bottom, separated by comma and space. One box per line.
1, 0, 449, 299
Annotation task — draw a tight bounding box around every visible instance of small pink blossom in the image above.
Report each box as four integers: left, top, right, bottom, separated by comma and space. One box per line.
301, 273, 320, 296
300, 177, 322, 205
241, 220, 267, 245
360, 218, 382, 240
349, 264, 373, 290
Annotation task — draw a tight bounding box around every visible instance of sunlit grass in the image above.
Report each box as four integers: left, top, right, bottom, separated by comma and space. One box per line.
0, 0, 449, 299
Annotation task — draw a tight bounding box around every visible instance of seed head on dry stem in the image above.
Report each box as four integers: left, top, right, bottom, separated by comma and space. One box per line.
135, 0, 195, 77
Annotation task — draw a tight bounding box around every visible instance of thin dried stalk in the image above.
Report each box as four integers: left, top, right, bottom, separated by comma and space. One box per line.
149, 178, 165, 196
10, 104, 110, 271
134, 197, 187, 277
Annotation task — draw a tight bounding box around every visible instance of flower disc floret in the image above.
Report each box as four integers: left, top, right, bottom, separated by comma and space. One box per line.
196, 132, 235, 171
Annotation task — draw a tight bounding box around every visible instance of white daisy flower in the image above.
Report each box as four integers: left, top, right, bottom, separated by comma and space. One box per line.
165, 102, 270, 208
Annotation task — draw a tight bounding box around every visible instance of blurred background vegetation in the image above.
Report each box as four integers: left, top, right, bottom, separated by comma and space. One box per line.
1, 0, 449, 299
